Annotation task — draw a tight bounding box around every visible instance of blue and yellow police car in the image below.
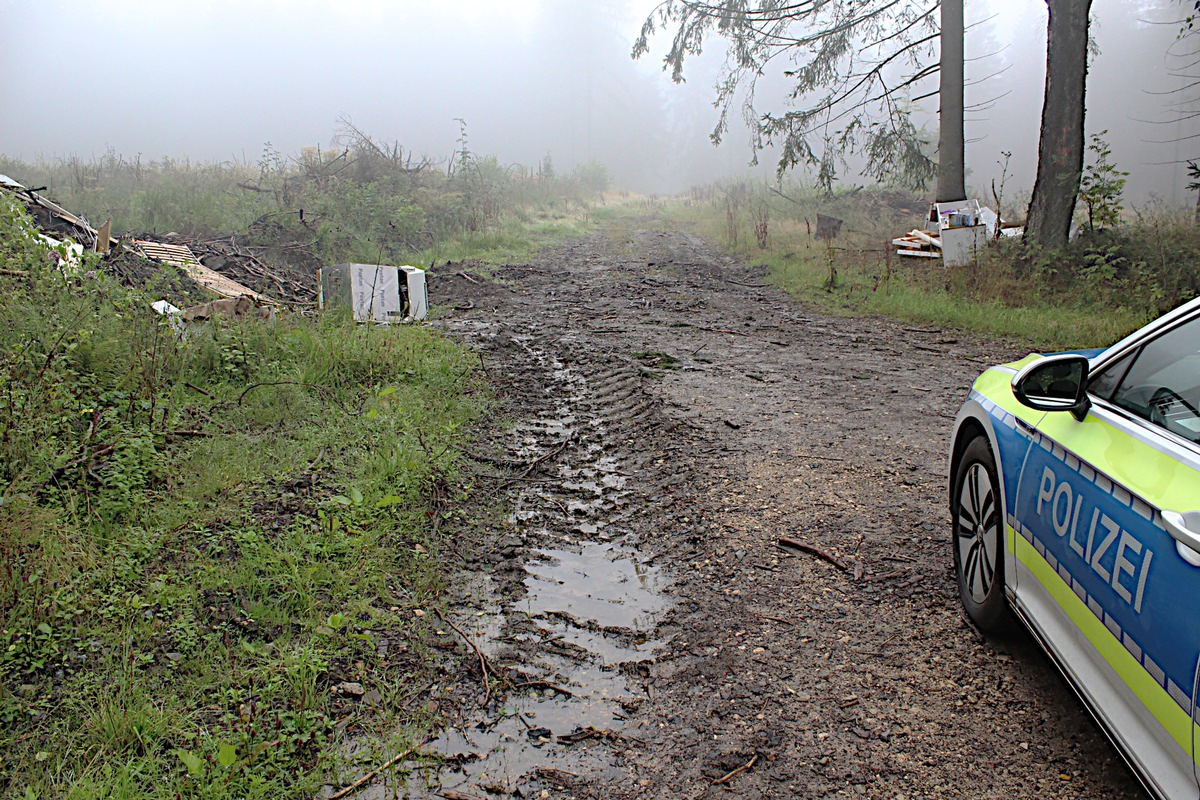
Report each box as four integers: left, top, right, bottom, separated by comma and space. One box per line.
950, 297, 1200, 799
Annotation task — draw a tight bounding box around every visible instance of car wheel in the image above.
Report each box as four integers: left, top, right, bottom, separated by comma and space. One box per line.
952, 435, 1011, 632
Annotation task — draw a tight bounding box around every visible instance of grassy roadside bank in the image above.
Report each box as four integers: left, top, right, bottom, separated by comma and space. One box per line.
1, 201, 490, 798
596, 187, 1188, 350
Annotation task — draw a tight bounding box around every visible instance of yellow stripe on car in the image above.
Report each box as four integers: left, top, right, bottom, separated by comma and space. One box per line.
1016, 535, 1194, 752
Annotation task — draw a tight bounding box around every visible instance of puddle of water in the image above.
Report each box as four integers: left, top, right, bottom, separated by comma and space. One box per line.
534, 618, 663, 664
411, 342, 671, 797
417, 539, 668, 796
523, 543, 668, 634
421, 658, 639, 795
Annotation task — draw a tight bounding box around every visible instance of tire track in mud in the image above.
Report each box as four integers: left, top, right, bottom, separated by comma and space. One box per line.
413, 319, 698, 798
413, 227, 1148, 800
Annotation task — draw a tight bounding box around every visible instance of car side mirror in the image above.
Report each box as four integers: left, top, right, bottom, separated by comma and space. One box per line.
1012, 354, 1092, 421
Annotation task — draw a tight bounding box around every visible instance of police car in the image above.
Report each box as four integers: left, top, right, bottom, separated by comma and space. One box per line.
950, 297, 1200, 800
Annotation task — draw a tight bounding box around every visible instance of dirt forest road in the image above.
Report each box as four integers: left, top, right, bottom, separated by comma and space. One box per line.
412, 223, 1147, 800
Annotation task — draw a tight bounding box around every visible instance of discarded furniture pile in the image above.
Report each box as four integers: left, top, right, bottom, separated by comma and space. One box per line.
0, 174, 427, 324
892, 199, 1022, 267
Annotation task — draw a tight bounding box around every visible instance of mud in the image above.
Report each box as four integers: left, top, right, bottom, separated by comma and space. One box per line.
410, 224, 1146, 799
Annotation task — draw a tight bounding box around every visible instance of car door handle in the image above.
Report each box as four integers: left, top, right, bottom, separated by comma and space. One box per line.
1160, 510, 1200, 566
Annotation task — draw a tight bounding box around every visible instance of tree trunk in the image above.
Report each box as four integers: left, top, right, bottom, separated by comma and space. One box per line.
1025, 0, 1092, 251
936, 0, 966, 203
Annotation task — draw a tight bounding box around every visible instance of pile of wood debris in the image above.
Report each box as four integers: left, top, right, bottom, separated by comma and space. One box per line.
0, 174, 316, 310
892, 228, 943, 259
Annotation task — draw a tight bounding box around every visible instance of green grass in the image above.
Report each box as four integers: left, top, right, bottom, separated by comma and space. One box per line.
419, 207, 596, 266
765, 248, 1146, 349
603, 187, 1163, 350
0, 199, 490, 798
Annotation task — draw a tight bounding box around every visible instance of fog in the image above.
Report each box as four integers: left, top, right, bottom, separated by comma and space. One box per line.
1, 0, 1197, 205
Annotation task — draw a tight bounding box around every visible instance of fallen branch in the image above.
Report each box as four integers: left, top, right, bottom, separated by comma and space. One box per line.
778, 537, 850, 573
433, 608, 495, 705
520, 438, 571, 475
0, 268, 30, 277
558, 726, 610, 745
713, 752, 759, 786
329, 747, 419, 799
462, 449, 524, 468
456, 271, 479, 284
513, 679, 574, 697
672, 321, 787, 345
38, 441, 114, 495
438, 790, 489, 800
725, 278, 769, 288
236, 380, 326, 405
498, 438, 571, 490
191, 407, 232, 432
794, 451, 844, 462
769, 185, 806, 206
534, 766, 581, 783
867, 569, 908, 583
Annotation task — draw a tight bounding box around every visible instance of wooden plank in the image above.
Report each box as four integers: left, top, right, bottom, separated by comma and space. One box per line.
135, 240, 270, 301
909, 229, 941, 249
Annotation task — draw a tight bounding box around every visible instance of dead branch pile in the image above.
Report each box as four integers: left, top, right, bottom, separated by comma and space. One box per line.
186, 234, 319, 306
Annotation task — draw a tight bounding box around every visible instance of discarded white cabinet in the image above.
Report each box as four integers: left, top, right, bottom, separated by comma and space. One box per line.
151, 299, 182, 316
935, 200, 986, 267
318, 263, 428, 323
940, 225, 986, 267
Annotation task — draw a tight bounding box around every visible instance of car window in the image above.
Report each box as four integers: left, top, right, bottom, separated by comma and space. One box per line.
1089, 349, 1135, 402
1091, 315, 1200, 441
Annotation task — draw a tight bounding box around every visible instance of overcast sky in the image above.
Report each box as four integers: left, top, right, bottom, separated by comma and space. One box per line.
1, 0, 1196, 204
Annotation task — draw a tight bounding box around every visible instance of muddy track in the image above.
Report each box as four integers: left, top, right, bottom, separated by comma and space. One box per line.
413, 225, 1146, 800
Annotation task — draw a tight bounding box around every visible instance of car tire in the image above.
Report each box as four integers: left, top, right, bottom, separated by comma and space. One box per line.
952, 435, 1012, 633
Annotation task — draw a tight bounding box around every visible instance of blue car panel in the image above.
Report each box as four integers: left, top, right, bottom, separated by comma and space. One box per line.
950, 298, 1200, 800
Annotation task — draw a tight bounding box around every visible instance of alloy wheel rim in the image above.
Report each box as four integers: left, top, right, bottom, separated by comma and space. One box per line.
957, 462, 999, 604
